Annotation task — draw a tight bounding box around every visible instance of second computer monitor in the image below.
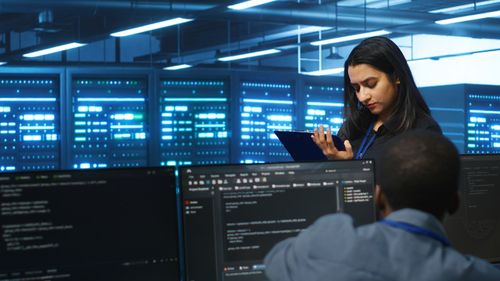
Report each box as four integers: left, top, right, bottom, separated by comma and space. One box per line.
444, 154, 500, 263
0, 167, 179, 281
180, 160, 375, 281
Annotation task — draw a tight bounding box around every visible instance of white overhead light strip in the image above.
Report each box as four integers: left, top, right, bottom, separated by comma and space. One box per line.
23, 42, 87, 58
0, 62, 7, 66
429, 0, 500, 14
228, 0, 276, 10
163, 64, 192, 70
110, 17, 193, 37
435, 10, 500, 24
310, 30, 391, 46
218, 49, 281, 62
302, 67, 344, 76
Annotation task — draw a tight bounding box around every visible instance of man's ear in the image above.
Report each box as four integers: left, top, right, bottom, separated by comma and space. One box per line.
375, 184, 392, 218
447, 191, 460, 216
375, 185, 385, 211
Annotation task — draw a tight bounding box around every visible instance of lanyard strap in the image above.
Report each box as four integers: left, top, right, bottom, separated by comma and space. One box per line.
355, 122, 376, 160
378, 219, 451, 247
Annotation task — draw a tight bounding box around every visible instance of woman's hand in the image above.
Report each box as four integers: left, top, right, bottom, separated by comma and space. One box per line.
312, 125, 354, 160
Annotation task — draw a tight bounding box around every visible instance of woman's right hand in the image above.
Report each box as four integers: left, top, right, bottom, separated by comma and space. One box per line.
312, 125, 354, 160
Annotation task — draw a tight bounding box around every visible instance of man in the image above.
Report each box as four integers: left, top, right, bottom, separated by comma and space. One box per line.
264, 131, 500, 281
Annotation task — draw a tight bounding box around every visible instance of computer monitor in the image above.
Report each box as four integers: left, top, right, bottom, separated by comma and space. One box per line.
444, 154, 500, 263
0, 167, 179, 281
180, 160, 375, 281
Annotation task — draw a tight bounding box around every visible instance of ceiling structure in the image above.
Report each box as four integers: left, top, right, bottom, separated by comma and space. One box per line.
1, 0, 500, 72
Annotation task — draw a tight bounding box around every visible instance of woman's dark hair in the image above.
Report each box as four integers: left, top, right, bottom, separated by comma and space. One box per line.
343, 36, 430, 134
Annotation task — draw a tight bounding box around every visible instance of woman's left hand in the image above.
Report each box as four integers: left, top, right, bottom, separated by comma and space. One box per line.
312, 125, 354, 160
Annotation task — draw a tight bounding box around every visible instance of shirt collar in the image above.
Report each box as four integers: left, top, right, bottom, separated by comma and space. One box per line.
384, 208, 448, 239
377, 115, 399, 135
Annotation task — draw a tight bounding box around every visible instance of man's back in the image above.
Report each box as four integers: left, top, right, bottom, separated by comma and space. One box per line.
265, 209, 500, 281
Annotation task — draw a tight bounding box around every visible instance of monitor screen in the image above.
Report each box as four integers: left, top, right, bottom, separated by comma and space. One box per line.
444, 154, 500, 263
180, 160, 375, 281
0, 167, 179, 281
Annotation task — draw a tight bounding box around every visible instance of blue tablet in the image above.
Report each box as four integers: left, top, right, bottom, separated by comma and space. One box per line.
274, 130, 346, 161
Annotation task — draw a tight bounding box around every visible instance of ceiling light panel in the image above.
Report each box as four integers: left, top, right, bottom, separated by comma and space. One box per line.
218, 49, 281, 62
228, 0, 276, 10
23, 42, 87, 58
110, 18, 193, 37
310, 30, 391, 46
435, 10, 500, 25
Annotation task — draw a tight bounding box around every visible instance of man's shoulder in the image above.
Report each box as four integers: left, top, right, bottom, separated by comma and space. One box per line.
303, 213, 372, 251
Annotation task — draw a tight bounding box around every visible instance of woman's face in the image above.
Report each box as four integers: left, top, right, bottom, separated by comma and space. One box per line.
348, 63, 398, 120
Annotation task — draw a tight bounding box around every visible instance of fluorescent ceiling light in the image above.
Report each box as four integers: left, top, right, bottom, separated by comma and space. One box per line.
218, 49, 281, 62
297, 26, 332, 35
311, 30, 391, 46
0, 62, 7, 66
111, 17, 193, 37
228, 0, 276, 10
429, 0, 500, 14
163, 64, 192, 70
435, 10, 500, 24
303, 67, 344, 76
23, 42, 87, 58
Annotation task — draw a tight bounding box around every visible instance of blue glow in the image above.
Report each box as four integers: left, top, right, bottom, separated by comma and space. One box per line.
307, 109, 326, 116
243, 106, 262, 113
112, 113, 134, 120
19, 126, 55, 130
164, 98, 227, 102
331, 117, 343, 124
198, 132, 215, 138
267, 115, 292, 122
198, 113, 226, 119
243, 98, 293, 105
267, 125, 292, 130
0, 166, 16, 171
470, 109, 500, 115
110, 125, 143, 129
0, 98, 56, 102
22, 135, 42, 141
77, 98, 145, 102
429, 107, 465, 112
306, 101, 343, 107
195, 124, 226, 128
175, 106, 188, 111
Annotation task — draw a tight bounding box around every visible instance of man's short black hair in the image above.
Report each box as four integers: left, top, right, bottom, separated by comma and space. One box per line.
378, 130, 460, 219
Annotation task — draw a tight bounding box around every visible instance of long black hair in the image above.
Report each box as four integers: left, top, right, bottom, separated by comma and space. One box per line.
343, 36, 431, 135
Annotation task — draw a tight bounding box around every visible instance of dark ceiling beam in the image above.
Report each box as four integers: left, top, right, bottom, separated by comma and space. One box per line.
0, 1, 214, 13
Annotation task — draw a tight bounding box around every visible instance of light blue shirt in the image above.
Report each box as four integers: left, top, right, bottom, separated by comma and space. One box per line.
264, 209, 500, 281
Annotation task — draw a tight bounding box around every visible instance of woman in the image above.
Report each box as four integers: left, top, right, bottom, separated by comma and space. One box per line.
312, 36, 441, 160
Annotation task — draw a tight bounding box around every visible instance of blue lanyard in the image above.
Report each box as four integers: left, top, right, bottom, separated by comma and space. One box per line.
378, 219, 451, 247
355, 122, 376, 160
